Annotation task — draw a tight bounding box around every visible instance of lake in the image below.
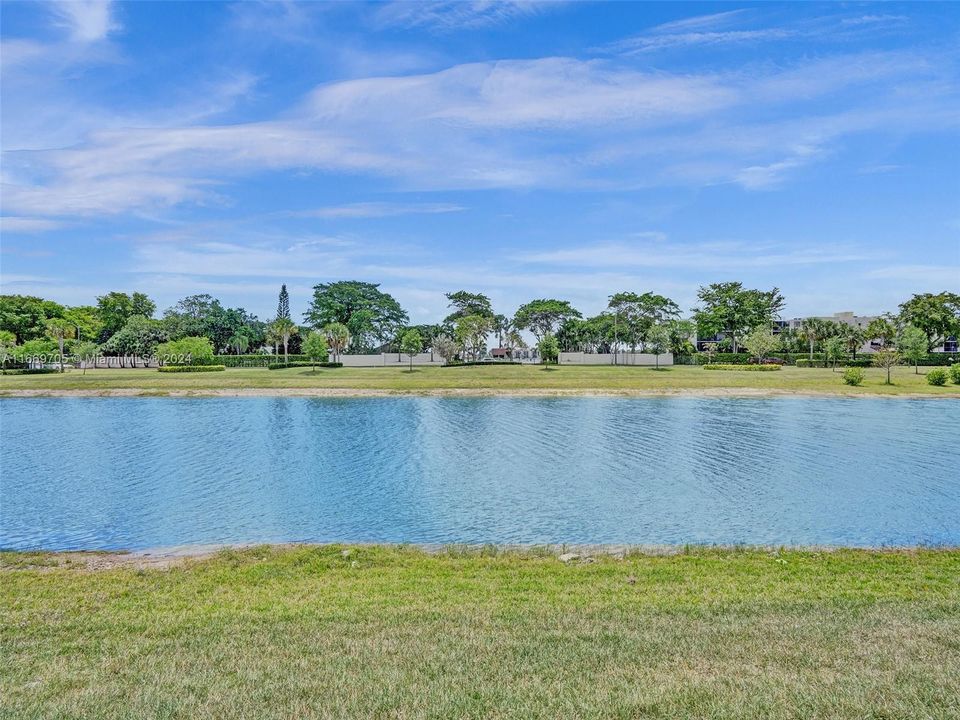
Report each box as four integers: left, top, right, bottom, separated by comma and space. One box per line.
1, 397, 957, 550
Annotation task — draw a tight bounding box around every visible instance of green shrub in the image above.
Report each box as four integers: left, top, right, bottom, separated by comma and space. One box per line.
156, 337, 214, 366
157, 365, 226, 373
444, 360, 523, 367
842, 367, 865, 386
926, 368, 948, 386
702, 364, 781, 371
2, 367, 61, 375
267, 362, 343, 370
213, 354, 310, 367
950, 363, 960, 384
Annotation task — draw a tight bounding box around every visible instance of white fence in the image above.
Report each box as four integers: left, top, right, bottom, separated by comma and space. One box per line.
339, 353, 444, 367
558, 352, 673, 366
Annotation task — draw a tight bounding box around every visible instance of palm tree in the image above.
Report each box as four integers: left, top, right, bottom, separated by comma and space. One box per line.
841, 325, 866, 360
44, 318, 75, 373
228, 334, 249, 355
799, 318, 830, 361
323, 323, 350, 363
271, 318, 298, 365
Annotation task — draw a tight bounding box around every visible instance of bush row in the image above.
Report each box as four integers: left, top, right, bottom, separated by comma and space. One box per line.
693, 352, 958, 367
444, 360, 523, 367
267, 362, 343, 370
1, 367, 61, 375
213, 354, 310, 367
157, 365, 226, 373
702, 364, 782, 371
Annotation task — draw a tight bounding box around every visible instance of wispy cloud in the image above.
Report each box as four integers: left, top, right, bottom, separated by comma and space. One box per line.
292, 202, 466, 219
374, 1, 560, 31
49, 0, 118, 43
0, 217, 65, 234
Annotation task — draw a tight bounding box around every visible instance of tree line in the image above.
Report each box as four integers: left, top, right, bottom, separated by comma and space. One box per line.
1, 282, 957, 369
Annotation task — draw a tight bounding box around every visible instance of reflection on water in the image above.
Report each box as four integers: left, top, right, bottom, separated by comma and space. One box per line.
1, 397, 957, 549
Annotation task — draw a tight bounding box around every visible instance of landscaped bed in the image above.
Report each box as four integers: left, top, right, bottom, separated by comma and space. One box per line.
2, 545, 958, 719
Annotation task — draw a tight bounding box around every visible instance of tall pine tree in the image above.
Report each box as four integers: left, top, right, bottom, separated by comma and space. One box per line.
277, 284, 290, 321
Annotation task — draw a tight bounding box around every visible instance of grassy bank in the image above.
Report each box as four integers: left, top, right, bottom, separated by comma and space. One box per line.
1, 364, 958, 396
2, 546, 958, 719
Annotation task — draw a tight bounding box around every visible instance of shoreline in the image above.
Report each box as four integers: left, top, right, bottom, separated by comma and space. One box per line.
2, 386, 958, 399
4, 542, 956, 571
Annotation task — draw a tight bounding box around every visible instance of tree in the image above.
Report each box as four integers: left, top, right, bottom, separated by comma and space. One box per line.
155, 337, 214, 366
44, 318, 75, 372
302, 332, 329, 371
799, 318, 833, 360
899, 325, 928, 374
0, 295, 65, 343
840, 325, 867, 359
537, 333, 559, 365
742, 327, 779, 364
433, 335, 458, 365
823, 336, 845, 371
271, 318, 298, 365
73, 341, 99, 375
304, 281, 408, 353
227, 334, 249, 355
514, 299, 581, 341
101, 315, 168, 367
323, 322, 350, 363
644, 324, 671, 369
0, 330, 16, 373
492, 314, 509, 348
162, 294, 260, 351
702, 341, 719, 364
608, 292, 680, 352
666, 319, 696, 356
867, 316, 898, 349
62, 306, 103, 344
873, 347, 900, 385
898, 292, 960, 351
277, 284, 291, 321
454, 314, 493, 361
400, 328, 423, 371
444, 291, 494, 326
692, 282, 785, 354
97, 292, 156, 340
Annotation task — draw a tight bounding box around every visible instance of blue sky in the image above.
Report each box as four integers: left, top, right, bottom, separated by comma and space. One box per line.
1, 1, 958, 323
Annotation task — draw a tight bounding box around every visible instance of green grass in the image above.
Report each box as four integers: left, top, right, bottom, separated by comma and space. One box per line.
1, 364, 958, 395
2, 546, 958, 719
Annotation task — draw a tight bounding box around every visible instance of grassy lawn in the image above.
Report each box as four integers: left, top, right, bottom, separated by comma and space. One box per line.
2, 545, 958, 719
1, 364, 957, 395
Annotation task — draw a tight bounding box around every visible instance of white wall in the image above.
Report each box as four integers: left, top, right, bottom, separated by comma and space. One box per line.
338, 353, 444, 367
558, 352, 674, 366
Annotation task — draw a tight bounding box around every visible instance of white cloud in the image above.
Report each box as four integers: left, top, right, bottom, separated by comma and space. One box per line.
293, 202, 465, 219
3, 46, 957, 217
513, 238, 869, 270
374, 1, 559, 31
50, 0, 118, 43
0, 217, 65, 233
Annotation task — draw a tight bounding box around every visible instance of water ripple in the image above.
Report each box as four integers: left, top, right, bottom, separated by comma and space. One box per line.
1, 397, 958, 550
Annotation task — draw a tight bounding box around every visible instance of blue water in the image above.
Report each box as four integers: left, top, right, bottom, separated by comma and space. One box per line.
1, 397, 957, 550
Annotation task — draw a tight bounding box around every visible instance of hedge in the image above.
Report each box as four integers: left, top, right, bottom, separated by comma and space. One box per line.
267, 362, 343, 370
2, 367, 61, 375
444, 360, 523, 367
158, 365, 226, 373
214, 354, 310, 368
700, 352, 958, 367
702, 364, 781, 371
951, 363, 960, 384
